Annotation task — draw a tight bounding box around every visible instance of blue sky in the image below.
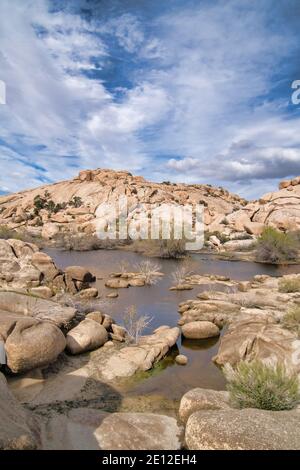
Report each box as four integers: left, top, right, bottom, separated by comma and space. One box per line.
0, 0, 300, 198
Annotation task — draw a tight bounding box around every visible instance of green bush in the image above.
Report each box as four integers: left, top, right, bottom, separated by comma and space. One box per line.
33, 192, 68, 215
69, 196, 83, 208
0, 225, 22, 240
224, 360, 299, 411
282, 305, 300, 336
278, 277, 300, 293
256, 227, 299, 263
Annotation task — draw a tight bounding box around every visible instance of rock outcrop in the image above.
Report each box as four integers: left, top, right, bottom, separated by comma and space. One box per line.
0, 239, 96, 296
225, 176, 300, 233
0, 291, 74, 373
0, 168, 246, 241
213, 312, 300, 373
178, 273, 300, 375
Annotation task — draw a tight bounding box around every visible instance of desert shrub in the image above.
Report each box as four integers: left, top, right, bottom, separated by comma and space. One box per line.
50, 232, 126, 251
33, 192, 67, 215
33, 194, 47, 212
0, 225, 21, 240
255, 227, 299, 263
130, 238, 186, 258
278, 277, 300, 293
291, 230, 300, 244
282, 305, 300, 336
157, 239, 186, 258
0, 225, 43, 246
171, 263, 192, 285
224, 360, 300, 411
123, 305, 152, 344
135, 260, 161, 285
69, 196, 83, 208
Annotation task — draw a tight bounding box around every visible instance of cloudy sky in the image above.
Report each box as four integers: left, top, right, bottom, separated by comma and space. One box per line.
0, 0, 300, 198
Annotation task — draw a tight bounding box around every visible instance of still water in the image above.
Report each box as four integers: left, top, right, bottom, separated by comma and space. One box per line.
45, 248, 300, 399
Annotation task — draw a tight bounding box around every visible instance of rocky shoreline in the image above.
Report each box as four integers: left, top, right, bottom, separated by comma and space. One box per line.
0, 236, 299, 449
0, 170, 300, 450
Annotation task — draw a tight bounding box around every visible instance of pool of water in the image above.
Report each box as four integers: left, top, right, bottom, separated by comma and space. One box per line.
45, 248, 300, 399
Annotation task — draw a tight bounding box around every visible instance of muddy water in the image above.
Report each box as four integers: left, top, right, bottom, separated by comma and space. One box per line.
46, 248, 300, 400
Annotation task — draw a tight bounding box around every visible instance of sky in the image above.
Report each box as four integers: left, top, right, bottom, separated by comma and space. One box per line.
1, 0, 300, 199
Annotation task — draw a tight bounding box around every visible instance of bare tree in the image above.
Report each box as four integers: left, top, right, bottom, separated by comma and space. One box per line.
135, 260, 162, 285
123, 305, 153, 344
118, 260, 131, 273
171, 264, 192, 285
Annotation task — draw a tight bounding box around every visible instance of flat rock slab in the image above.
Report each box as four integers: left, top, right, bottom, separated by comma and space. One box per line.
95, 413, 182, 450
185, 408, 300, 450
101, 326, 180, 381
0, 290, 76, 328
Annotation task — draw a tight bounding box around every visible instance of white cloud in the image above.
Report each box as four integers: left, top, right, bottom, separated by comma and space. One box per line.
0, 0, 299, 199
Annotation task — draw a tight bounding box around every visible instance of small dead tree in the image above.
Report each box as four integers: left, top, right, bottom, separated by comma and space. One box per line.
135, 260, 161, 285
123, 305, 153, 344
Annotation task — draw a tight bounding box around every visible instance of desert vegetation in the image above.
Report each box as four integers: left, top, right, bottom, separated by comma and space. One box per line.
255, 227, 299, 264
123, 305, 152, 344
278, 277, 300, 293
171, 263, 192, 285
135, 260, 162, 285
130, 238, 186, 258
282, 305, 300, 337
224, 360, 300, 411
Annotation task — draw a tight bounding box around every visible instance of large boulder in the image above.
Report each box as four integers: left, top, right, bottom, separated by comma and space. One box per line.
65, 266, 95, 283
66, 319, 108, 354
185, 408, 300, 450
5, 318, 66, 373
94, 413, 182, 450
181, 321, 220, 339
78, 287, 98, 299
179, 388, 231, 423
213, 313, 300, 374
0, 291, 76, 328
0, 373, 37, 449
31, 251, 59, 281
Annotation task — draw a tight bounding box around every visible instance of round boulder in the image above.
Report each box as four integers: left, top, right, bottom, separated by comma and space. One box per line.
65, 266, 96, 283
181, 321, 220, 339
66, 319, 108, 355
175, 354, 188, 365
5, 318, 66, 374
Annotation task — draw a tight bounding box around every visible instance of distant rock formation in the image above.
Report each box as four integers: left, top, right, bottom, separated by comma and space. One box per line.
0, 168, 246, 241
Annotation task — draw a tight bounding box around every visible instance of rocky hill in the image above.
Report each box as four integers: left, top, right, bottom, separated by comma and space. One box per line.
0, 169, 299, 246
223, 176, 300, 235
0, 168, 246, 241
